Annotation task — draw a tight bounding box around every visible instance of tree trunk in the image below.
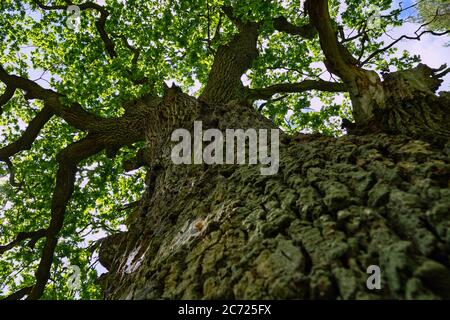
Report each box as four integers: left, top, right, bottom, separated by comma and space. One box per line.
98, 87, 450, 300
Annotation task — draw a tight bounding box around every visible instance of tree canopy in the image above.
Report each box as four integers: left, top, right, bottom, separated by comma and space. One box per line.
417, 0, 450, 32
0, 0, 449, 299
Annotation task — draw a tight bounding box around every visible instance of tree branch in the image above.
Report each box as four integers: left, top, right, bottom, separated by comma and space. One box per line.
360, 29, 450, 67
2, 286, 33, 300
221, 6, 252, 31
32, 0, 151, 82
0, 75, 150, 300
0, 85, 15, 114
3, 158, 22, 188
272, 16, 316, 39
258, 94, 288, 112
200, 6, 260, 104
119, 36, 150, 85
305, 0, 358, 81
305, 0, 384, 125
26, 135, 105, 300
3, 114, 148, 299
0, 65, 114, 132
0, 106, 53, 161
0, 229, 47, 255
246, 80, 348, 100
32, 0, 116, 58
0, 63, 150, 153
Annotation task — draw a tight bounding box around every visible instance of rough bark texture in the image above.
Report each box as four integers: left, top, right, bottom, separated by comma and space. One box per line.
98, 92, 450, 299
374, 65, 450, 143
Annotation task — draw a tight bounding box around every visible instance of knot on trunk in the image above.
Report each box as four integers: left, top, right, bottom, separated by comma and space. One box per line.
347, 64, 450, 143
382, 63, 449, 102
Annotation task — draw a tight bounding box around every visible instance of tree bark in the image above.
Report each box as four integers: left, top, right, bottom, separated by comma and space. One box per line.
98, 88, 450, 300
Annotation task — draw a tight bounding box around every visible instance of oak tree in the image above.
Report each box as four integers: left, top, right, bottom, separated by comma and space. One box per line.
1, 0, 449, 299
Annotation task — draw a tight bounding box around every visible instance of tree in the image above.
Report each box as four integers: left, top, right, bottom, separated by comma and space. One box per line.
417, 0, 450, 32
0, 0, 449, 300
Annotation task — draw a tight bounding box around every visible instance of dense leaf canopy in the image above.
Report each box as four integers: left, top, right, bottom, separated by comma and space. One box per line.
0, 0, 448, 299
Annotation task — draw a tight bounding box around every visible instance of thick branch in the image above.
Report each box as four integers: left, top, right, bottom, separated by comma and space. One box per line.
2, 286, 33, 300
0, 64, 150, 159
0, 65, 123, 133
221, 6, 251, 31
4, 114, 147, 299
0, 106, 53, 161
305, 0, 357, 81
272, 16, 316, 39
201, 6, 322, 105
306, 0, 384, 125
246, 80, 348, 100
0, 85, 15, 113
200, 7, 260, 104
0, 229, 47, 255
0, 65, 53, 100
26, 136, 105, 300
